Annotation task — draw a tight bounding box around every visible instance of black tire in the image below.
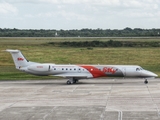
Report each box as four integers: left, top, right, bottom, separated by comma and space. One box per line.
67, 81, 71, 85
144, 80, 148, 84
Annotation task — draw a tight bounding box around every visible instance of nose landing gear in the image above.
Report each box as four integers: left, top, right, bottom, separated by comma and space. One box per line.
144, 79, 148, 84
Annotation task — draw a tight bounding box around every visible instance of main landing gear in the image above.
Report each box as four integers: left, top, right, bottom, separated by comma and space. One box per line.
66, 78, 79, 85
144, 79, 148, 84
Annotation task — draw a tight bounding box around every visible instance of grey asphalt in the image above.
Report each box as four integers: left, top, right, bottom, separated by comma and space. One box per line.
0, 78, 160, 120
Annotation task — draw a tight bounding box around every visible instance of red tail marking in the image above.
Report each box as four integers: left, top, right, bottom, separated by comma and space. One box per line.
17, 57, 24, 61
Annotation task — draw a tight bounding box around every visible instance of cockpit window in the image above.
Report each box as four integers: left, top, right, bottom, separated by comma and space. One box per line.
140, 68, 143, 70
136, 68, 140, 71
136, 68, 143, 71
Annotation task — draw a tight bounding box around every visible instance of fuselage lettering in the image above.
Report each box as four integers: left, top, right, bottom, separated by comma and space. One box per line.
37, 66, 43, 68
103, 67, 116, 74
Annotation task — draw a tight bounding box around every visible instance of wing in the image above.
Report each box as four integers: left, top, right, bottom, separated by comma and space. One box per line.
53, 73, 93, 78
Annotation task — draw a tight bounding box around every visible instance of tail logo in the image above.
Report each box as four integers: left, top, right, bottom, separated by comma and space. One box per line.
17, 57, 24, 61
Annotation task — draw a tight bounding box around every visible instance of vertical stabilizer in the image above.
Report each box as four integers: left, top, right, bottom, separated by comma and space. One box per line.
5, 49, 30, 69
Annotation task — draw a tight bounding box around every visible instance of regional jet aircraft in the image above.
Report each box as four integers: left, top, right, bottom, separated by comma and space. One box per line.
5, 49, 158, 84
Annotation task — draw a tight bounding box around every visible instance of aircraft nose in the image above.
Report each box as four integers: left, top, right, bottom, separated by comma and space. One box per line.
149, 72, 158, 77
142, 70, 158, 77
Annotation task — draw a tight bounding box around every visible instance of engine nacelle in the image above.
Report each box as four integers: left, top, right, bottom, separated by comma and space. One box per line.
27, 64, 51, 72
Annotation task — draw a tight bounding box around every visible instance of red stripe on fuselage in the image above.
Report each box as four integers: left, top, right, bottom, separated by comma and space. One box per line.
80, 65, 106, 78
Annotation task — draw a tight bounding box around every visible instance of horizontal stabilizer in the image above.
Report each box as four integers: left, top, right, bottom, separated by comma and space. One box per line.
4, 49, 20, 53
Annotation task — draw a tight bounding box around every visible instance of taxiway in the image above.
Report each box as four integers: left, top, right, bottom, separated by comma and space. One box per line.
0, 78, 160, 120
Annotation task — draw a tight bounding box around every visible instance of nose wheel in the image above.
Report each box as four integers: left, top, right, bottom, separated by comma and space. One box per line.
144, 79, 148, 84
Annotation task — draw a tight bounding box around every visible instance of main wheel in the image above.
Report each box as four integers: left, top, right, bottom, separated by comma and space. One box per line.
73, 80, 76, 84
73, 80, 78, 84
67, 80, 71, 85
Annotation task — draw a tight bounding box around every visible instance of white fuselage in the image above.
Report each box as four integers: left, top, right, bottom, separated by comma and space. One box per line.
19, 64, 157, 79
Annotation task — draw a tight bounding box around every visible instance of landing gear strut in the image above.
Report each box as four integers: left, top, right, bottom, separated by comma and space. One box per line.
144, 79, 148, 84
66, 78, 79, 85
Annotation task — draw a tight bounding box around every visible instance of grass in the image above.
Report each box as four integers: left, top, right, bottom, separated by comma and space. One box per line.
0, 37, 160, 80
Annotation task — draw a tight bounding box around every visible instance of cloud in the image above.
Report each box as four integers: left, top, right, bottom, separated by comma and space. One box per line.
38, 0, 160, 17
1, 0, 41, 4
121, 0, 159, 10
0, 0, 160, 29
0, 2, 18, 14
56, 10, 92, 21
28, 10, 92, 22
39, 0, 121, 6
39, 0, 160, 7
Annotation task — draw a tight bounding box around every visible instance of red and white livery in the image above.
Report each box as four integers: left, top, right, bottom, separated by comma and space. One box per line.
5, 49, 158, 84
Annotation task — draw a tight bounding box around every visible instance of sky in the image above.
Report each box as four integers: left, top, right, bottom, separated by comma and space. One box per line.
0, 0, 160, 30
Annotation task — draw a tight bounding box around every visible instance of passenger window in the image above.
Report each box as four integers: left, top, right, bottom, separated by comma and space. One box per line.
54, 68, 56, 70
62, 68, 64, 70
66, 68, 68, 70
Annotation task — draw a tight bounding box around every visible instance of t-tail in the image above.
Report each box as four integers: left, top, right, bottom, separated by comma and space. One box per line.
5, 49, 50, 76
5, 49, 35, 69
